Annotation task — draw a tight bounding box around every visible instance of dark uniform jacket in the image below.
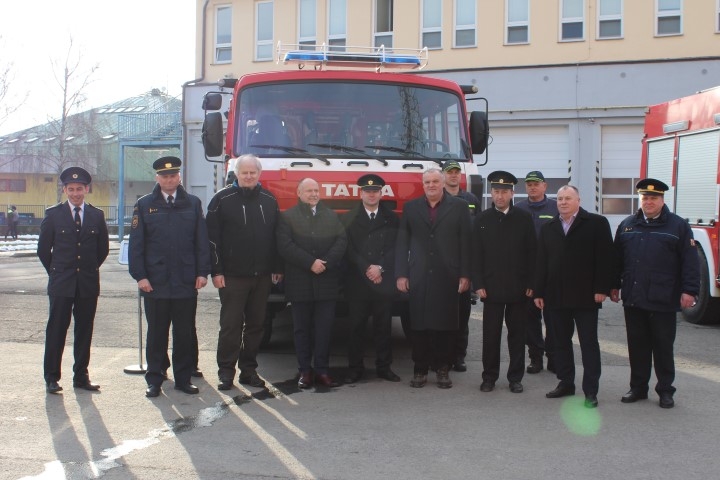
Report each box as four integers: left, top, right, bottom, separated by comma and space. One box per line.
614, 205, 699, 312
534, 207, 615, 309
128, 184, 211, 299
277, 201, 347, 302
206, 182, 281, 277
395, 193, 472, 331
514, 195, 559, 237
37, 202, 109, 298
472, 205, 536, 304
341, 202, 399, 300
451, 189, 480, 217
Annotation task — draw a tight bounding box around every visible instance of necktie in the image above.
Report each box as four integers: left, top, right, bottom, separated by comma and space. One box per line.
74, 206, 81, 230
168, 195, 174, 207
370, 212, 376, 221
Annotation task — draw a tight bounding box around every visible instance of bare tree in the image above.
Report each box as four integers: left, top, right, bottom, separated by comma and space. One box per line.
0, 35, 27, 132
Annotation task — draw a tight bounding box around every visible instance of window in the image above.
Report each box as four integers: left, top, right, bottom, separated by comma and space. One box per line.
455, 0, 476, 47
560, 0, 584, 41
299, 0, 316, 47
601, 177, 638, 215
422, 0, 442, 49
717, 0, 720, 33
215, 5, 232, 63
256, 1, 273, 61
597, 0, 622, 39
328, 0, 347, 51
375, 0, 393, 48
656, 0, 682, 36
0, 179, 26, 192
506, 0, 529, 44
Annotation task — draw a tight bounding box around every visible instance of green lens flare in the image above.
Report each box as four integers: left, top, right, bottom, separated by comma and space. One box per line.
560, 397, 602, 436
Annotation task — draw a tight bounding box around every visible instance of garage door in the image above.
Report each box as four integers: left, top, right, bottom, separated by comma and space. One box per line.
482, 125, 570, 206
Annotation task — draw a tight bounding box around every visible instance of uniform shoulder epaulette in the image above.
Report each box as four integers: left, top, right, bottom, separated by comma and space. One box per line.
45, 203, 63, 212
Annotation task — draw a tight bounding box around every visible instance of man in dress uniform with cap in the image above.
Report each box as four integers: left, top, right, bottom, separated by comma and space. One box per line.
442, 160, 480, 372
514, 170, 559, 374
611, 178, 699, 408
38, 167, 109, 394
129, 156, 211, 398
472, 171, 536, 394
341, 174, 401, 384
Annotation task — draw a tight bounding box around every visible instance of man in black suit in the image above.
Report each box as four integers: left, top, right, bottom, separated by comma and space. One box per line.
342, 174, 401, 384
396, 168, 472, 389
129, 157, 211, 398
38, 167, 109, 394
534, 185, 615, 408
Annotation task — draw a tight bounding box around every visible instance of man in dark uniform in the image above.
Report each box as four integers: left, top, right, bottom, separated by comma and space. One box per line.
342, 174, 401, 384
473, 171, 536, 394
38, 167, 109, 394
277, 178, 347, 389
396, 168, 472, 389
534, 185, 615, 408
442, 160, 480, 372
514, 170, 559, 374
129, 157, 211, 398
611, 178, 699, 408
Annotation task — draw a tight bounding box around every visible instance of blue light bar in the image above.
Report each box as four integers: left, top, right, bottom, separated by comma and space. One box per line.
277, 42, 428, 71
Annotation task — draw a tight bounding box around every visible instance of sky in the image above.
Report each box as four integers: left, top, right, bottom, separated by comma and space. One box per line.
0, 0, 196, 136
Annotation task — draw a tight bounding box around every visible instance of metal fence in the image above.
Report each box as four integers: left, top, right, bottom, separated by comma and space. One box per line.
1, 205, 135, 226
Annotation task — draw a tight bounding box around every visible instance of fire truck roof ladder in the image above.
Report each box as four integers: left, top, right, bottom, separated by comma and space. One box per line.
276, 41, 428, 72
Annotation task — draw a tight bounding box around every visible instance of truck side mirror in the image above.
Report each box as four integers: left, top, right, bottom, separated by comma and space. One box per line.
202, 112, 224, 157
202, 93, 223, 111
469, 111, 489, 154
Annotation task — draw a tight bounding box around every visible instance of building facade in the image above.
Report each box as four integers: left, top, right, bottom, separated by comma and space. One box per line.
186, 0, 719, 230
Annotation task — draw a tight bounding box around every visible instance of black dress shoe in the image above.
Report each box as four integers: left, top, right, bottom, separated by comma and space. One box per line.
377, 369, 401, 382
192, 368, 203, 378
298, 372, 313, 389
546, 383, 575, 398
218, 379, 233, 391
46, 381, 63, 394
509, 382, 524, 393
345, 370, 363, 384
145, 385, 161, 398
73, 380, 100, 391
584, 394, 599, 408
659, 392, 675, 409
526, 361, 543, 374
239, 372, 266, 388
479, 380, 495, 392
452, 360, 467, 372
314, 374, 339, 388
621, 390, 648, 403
174, 383, 199, 394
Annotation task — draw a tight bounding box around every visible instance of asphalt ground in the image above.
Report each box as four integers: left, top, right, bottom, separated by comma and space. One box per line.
1, 243, 719, 479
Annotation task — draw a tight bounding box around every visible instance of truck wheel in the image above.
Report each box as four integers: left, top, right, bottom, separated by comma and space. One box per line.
681, 247, 720, 325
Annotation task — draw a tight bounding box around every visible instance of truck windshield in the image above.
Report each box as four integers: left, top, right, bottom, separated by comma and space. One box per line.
234, 81, 469, 161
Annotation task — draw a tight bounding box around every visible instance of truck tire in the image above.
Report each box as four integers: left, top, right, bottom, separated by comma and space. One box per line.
681, 246, 720, 325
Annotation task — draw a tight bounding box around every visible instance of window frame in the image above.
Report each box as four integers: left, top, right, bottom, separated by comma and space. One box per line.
596, 0, 623, 40
559, 0, 585, 42
214, 5, 232, 64
255, 1, 274, 62
655, 0, 683, 37
328, 0, 347, 51
298, 0, 317, 47
454, 0, 476, 48
374, 0, 394, 48
505, 0, 530, 45
421, 0, 443, 50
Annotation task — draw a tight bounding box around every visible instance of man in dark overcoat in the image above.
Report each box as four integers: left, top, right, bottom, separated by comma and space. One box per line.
611, 178, 699, 408
341, 174, 401, 384
277, 178, 347, 389
396, 168, 472, 389
38, 167, 109, 394
534, 185, 615, 408
129, 157, 211, 398
473, 171, 536, 394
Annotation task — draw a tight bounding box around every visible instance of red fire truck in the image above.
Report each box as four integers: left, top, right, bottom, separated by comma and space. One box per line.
641, 86, 720, 325
200, 43, 489, 340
